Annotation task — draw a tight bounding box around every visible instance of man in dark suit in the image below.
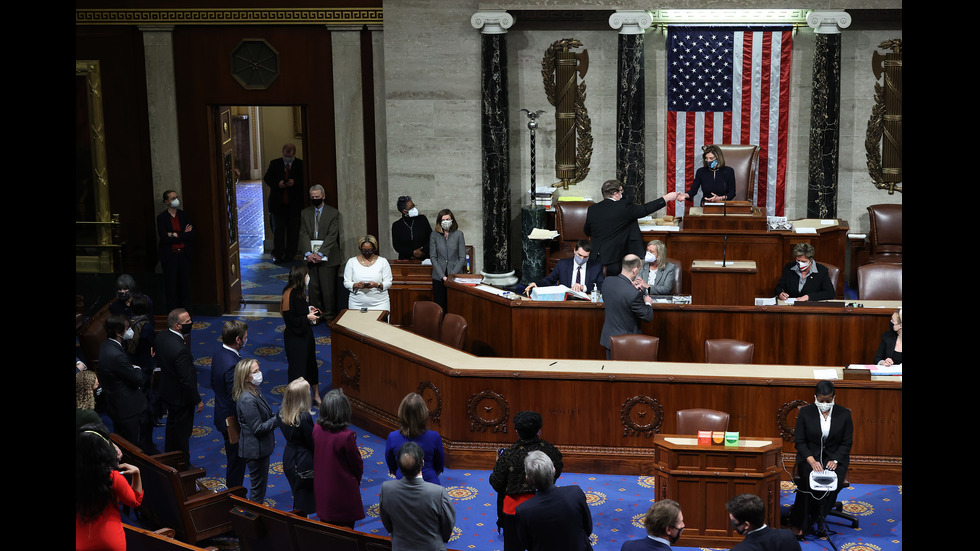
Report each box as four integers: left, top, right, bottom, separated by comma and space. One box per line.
210, 320, 248, 489
621, 499, 686, 550
157, 189, 194, 311
264, 143, 305, 263
525, 239, 604, 295
600, 254, 654, 358
157, 308, 203, 459
584, 179, 686, 276
98, 314, 149, 449
726, 493, 801, 551
380, 442, 456, 551
298, 184, 342, 321
516, 451, 592, 551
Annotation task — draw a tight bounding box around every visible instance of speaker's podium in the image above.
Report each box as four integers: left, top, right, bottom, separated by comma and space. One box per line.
651, 434, 783, 547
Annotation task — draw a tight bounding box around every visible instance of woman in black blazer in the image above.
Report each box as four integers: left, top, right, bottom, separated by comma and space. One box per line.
775, 242, 835, 302
233, 358, 277, 504
790, 380, 853, 537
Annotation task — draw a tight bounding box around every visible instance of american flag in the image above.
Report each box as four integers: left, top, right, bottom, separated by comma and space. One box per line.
665, 26, 793, 216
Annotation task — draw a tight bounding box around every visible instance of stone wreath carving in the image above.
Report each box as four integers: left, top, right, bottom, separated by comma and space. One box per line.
542, 38, 593, 189
466, 390, 509, 434
336, 349, 360, 391
417, 380, 442, 425
865, 38, 902, 194
776, 399, 810, 440
621, 395, 663, 438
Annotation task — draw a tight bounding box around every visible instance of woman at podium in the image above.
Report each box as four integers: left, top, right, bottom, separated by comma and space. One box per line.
789, 380, 853, 539
686, 145, 736, 205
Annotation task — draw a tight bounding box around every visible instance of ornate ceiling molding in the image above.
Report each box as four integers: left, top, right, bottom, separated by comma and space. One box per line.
76, 7, 382, 26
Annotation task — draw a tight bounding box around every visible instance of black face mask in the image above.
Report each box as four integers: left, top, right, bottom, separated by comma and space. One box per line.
179, 322, 193, 335
311, 198, 324, 207
361, 249, 375, 259
730, 519, 747, 535
117, 290, 131, 301
668, 527, 684, 544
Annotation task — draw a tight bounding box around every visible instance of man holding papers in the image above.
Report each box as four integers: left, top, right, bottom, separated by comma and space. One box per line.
525, 240, 604, 295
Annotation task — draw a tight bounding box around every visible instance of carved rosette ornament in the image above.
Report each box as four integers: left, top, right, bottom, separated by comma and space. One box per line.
865, 39, 902, 194
417, 381, 443, 425
777, 400, 809, 440
542, 38, 593, 190
621, 395, 663, 438
337, 349, 360, 391
466, 390, 509, 434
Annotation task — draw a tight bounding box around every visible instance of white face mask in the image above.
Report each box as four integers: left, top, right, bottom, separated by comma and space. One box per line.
170, 199, 180, 209
122, 328, 135, 341
797, 260, 810, 270
251, 371, 263, 385
645, 252, 657, 264
440, 220, 453, 231
407, 207, 419, 218
305, 275, 311, 287
814, 397, 834, 413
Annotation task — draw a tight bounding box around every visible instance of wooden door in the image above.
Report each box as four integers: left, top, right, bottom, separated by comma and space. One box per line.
215, 106, 242, 312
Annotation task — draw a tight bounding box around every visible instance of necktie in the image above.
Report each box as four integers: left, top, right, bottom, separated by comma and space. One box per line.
283, 163, 291, 204
575, 265, 582, 285
314, 208, 320, 239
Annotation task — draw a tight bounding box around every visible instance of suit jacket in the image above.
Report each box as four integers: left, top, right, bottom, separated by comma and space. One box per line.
584, 192, 666, 267
299, 203, 342, 267
620, 537, 671, 551
774, 261, 835, 301
98, 339, 147, 420
430, 230, 466, 281
210, 345, 241, 424
536, 257, 604, 292
637, 261, 677, 296
794, 404, 852, 479
263, 157, 305, 213
516, 485, 592, 551
873, 330, 901, 365
600, 273, 654, 349
731, 526, 802, 551
156, 330, 201, 408
156, 208, 194, 260
235, 389, 276, 459
380, 476, 456, 551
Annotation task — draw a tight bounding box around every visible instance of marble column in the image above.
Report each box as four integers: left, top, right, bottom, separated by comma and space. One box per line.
610, 11, 653, 204
806, 11, 851, 219
140, 26, 183, 212
472, 11, 517, 286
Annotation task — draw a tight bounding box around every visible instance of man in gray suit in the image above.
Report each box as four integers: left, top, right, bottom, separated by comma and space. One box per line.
299, 184, 342, 321
600, 254, 654, 359
380, 442, 456, 551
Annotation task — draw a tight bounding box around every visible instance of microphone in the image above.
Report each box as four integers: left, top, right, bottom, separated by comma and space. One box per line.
722, 235, 729, 267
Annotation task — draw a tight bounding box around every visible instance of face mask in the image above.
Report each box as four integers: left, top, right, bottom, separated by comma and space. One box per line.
170, 199, 180, 209
668, 527, 684, 544
122, 328, 135, 341
407, 207, 419, 218
707, 159, 718, 169
94, 386, 103, 397
311, 198, 324, 207
305, 275, 311, 287
117, 290, 131, 301
361, 249, 375, 259
798, 260, 810, 270
441, 220, 453, 231
283, 155, 295, 164
179, 322, 193, 335
251, 371, 263, 385
242, 337, 248, 349
574, 255, 587, 266
815, 398, 834, 413
730, 519, 747, 535
645, 252, 657, 264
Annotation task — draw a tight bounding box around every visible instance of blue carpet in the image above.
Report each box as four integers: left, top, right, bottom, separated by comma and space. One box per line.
106, 314, 900, 550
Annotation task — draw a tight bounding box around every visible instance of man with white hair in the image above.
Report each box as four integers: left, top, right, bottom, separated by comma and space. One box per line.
515, 450, 592, 551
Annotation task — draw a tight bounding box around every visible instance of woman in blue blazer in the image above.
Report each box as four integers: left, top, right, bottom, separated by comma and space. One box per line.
234, 358, 277, 504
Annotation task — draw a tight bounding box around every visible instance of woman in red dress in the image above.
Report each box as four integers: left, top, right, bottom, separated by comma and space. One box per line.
76, 424, 144, 551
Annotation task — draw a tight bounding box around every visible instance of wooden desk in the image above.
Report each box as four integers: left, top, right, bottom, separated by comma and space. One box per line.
387, 260, 433, 326
689, 260, 757, 306
652, 435, 782, 547
447, 279, 899, 366
638, 218, 849, 300
329, 309, 902, 483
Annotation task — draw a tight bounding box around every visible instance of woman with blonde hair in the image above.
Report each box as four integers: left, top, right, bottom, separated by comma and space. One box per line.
278, 377, 316, 515
874, 308, 902, 367
76, 370, 102, 432
384, 392, 445, 484
343, 234, 393, 313
233, 358, 276, 503
634, 239, 677, 296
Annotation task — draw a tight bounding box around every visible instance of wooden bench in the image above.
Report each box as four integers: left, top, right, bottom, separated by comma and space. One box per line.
124, 525, 219, 551
112, 433, 247, 546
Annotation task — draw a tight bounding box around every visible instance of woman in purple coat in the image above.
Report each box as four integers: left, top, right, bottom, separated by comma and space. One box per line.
385, 392, 445, 484
312, 388, 365, 528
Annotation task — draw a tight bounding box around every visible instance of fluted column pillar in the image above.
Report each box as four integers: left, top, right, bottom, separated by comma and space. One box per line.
472, 11, 517, 285
140, 25, 183, 210
806, 11, 851, 218
610, 10, 652, 203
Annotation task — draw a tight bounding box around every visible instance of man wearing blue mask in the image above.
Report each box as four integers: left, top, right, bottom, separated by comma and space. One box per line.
524, 239, 604, 296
